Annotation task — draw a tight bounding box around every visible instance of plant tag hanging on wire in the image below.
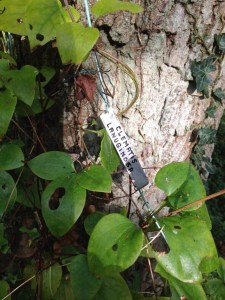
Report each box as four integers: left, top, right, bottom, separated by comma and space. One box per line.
100, 108, 149, 189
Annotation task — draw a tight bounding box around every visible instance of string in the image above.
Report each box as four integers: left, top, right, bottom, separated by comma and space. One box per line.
83, 0, 166, 242
83, 0, 109, 111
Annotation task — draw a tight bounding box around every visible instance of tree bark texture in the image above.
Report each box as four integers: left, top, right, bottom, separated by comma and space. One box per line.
63, 0, 225, 213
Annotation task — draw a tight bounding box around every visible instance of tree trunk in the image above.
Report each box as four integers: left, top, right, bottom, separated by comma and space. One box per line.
63, 0, 225, 213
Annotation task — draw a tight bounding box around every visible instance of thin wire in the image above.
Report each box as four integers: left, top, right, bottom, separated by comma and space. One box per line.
83, 0, 110, 111
138, 189, 166, 241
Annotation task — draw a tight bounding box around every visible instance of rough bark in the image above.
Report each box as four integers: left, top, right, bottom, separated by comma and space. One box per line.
63, 0, 225, 214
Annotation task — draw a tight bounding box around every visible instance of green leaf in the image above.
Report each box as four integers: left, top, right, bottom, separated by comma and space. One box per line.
68, 255, 103, 300
56, 22, 99, 64
36, 264, 62, 300
92, 0, 143, 18
215, 33, 225, 53
0, 89, 17, 139
0, 223, 8, 249
84, 211, 105, 235
0, 144, 24, 170
41, 174, 86, 237
213, 88, 225, 101
88, 213, 143, 276
92, 274, 132, 300
4, 65, 38, 105
191, 56, 216, 93
0, 280, 11, 300
76, 165, 112, 193
204, 278, 225, 300
54, 277, 76, 300
25, 0, 66, 48
156, 264, 207, 300
0, 0, 28, 35
153, 215, 218, 283
0, 171, 17, 218
167, 163, 206, 211
217, 257, 225, 282
100, 129, 120, 173
28, 151, 75, 180
0, 51, 17, 65
16, 168, 41, 208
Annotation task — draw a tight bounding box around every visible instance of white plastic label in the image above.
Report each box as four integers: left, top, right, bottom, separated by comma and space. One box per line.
100, 108, 149, 189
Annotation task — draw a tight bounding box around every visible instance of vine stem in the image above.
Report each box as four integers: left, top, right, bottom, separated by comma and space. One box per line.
166, 189, 225, 217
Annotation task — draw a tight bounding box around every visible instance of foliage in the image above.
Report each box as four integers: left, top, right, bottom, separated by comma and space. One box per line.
0, 1, 223, 299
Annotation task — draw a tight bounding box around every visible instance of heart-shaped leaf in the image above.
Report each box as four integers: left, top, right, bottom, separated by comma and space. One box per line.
0, 144, 24, 170
56, 22, 99, 64
88, 213, 143, 275
76, 165, 112, 193
152, 215, 218, 283
92, 0, 143, 18
42, 174, 86, 237
28, 151, 75, 180
25, 0, 80, 48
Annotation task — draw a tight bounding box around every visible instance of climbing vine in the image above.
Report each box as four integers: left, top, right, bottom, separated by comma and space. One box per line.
0, 1, 225, 299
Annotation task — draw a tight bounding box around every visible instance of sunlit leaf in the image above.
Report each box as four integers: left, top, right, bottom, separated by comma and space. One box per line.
152, 215, 218, 283
84, 211, 105, 235
76, 165, 112, 193
0, 0, 28, 35
28, 151, 75, 180
92, 0, 143, 18
0, 144, 24, 170
56, 22, 99, 64
88, 213, 143, 276
0, 89, 17, 139
24, 0, 80, 48
42, 174, 86, 237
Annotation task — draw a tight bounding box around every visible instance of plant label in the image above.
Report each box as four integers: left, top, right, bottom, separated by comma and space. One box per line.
100, 108, 149, 189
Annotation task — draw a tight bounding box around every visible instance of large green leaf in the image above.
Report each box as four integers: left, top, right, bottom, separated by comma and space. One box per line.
0, 144, 24, 170
88, 213, 143, 276
156, 264, 207, 300
25, 0, 79, 48
56, 22, 99, 64
28, 151, 75, 180
4, 66, 38, 106
155, 162, 206, 211
92, 0, 143, 18
191, 56, 216, 93
152, 215, 218, 283
84, 211, 105, 235
0, 171, 17, 218
0, 280, 11, 300
68, 254, 103, 300
0, 0, 28, 35
100, 129, 120, 173
41, 174, 86, 237
0, 89, 17, 139
76, 165, 112, 193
